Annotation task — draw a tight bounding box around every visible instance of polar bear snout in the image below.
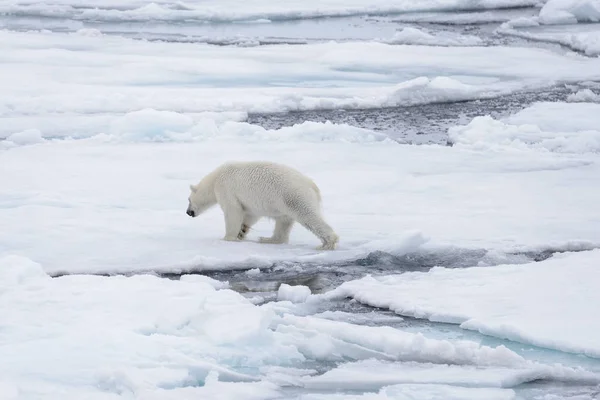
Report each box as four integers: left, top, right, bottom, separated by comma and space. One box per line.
186, 208, 196, 217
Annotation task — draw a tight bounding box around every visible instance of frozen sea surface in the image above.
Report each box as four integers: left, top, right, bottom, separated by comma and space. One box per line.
248, 84, 581, 144
2, 2, 600, 399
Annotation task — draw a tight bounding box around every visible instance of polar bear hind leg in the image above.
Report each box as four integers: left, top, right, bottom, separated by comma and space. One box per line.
297, 212, 339, 250
259, 216, 295, 244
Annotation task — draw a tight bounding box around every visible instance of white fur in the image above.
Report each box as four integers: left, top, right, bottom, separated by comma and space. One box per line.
186, 161, 339, 250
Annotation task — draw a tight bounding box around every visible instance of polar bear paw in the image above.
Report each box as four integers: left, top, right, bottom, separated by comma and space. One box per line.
317, 234, 339, 251
237, 224, 250, 240
223, 235, 241, 242
317, 242, 337, 251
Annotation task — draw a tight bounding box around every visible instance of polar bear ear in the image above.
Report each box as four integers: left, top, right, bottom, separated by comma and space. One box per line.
189, 184, 197, 193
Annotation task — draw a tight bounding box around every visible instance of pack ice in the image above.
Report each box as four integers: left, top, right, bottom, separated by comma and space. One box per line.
2, 1, 600, 399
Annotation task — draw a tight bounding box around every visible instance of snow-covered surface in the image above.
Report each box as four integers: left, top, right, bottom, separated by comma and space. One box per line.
327, 249, 600, 357
302, 359, 600, 390
0, 255, 286, 399
277, 284, 312, 303
500, 0, 600, 27
505, 101, 600, 133
449, 102, 600, 153
539, 0, 600, 24
0, 0, 543, 23
6, 254, 600, 399
300, 385, 516, 400
383, 27, 483, 46
3, 2, 600, 398
499, 25, 600, 57
568, 88, 600, 102
499, 0, 600, 56
2, 29, 600, 127
3, 103, 600, 275
386, 7, 539, 25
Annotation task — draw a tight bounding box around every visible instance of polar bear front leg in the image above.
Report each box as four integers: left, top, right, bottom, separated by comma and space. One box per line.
238, 214, 259, 240
222, 207, 245, 242
259, 216, 294, 244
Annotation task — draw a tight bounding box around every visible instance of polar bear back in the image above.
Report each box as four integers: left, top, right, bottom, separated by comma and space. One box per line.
213, 161, 321, 218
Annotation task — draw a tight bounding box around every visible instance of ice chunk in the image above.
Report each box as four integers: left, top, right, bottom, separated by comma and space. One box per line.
3, 30, 600, 117
0, 0, 545, 24
245, 268, 261, 276
502, 16, 540, 28
498, 27, 600, 57
215, 120, 392, 144
105, 115, 392, 144
2, 250, 599, 398
383, 76, 513, 108
539, 0, 600, 24
0, 268, 302, 398
179, 274, 229, 289
328, 249, 600, 357
277, 284, 312, 303
568, 88, 600, 103
109, 109, 196, 141
448, 102, 600, 154
383, 27, 482, 46
6, 129, 45, 146
74, 28, 103, 37
301, 384, 515, 400
506, 102, 600, 132
302, 359, 600, 391
276, 314, 525, 366
0, 255, 48, 292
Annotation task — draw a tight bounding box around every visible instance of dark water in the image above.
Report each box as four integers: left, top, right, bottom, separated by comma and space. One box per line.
157, 244, 582, 298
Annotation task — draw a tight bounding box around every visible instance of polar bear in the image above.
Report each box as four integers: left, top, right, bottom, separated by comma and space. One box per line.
186, 161, 338, 250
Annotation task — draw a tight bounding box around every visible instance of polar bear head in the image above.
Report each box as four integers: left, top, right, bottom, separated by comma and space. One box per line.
186, 183, 217, 218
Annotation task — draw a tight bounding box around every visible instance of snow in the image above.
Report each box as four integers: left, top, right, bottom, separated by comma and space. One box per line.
5, 128, 44, 144
109, 109, 197, 142
568, 88, 600, 102
302, 359, 600, 390
0, 0, 543, 23
2, 29, 600, 125
498, 26, 600, 57
2, 112, 600, 275
5, 255, 597, 399
499, 0, 600, 56
246, 268, 262, 276
505, 102, 600, 133
387, 7, 539, 25
449, 102, 600, 153
2, 129, 45, 149
383, 27, 483, 46
277, 284, 312, 303
2, 101, 600, 274
0, 255, 288, 399
502, 16, 541, 27
326, 249, 600, 357
3, 4, 600, 398
299, 385, 515, 400
539, 0, 600, 24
